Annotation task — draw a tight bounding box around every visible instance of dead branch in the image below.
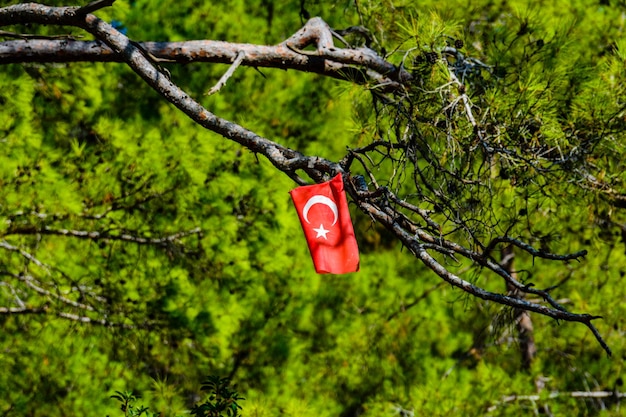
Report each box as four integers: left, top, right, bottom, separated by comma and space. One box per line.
206, 50, 245, 96
483, 236, 588, 262
350, 194, 611, 356
487, 390, 626, 413
0, 240, 50, 270
0, 20, 408, 90
4, 225, 202, 248
0, 305, 134, 328
0, 269, 96, 312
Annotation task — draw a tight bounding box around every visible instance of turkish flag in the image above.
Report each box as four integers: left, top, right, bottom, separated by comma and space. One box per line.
290, 174, 360, 274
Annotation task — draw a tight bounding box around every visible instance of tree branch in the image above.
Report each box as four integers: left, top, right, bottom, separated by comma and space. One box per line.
482, 236, 588, 263
351, 196, 612, 356
4, 225, 202, 248
75, 0, 115, 15
487, 390, 626, 413
0, 18, 408, 90
207, 50, 245, 96
0, 269, 96, 312
0, 305, 134, 328
0, 240, 50, 270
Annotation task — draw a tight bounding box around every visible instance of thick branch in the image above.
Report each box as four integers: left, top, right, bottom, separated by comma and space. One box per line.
0, 4, 405, 179
0, 39, 347, 76
0, 12, 408, 88
72, 10, 337, 179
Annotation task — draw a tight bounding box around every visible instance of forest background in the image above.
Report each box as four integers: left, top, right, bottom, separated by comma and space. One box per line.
1, 0, 626, 416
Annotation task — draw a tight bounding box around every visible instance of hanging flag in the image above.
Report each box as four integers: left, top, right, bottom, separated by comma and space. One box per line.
290, 173, 360, 274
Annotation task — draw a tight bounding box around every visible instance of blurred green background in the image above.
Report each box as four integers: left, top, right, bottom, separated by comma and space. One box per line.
0, 0, 625, 416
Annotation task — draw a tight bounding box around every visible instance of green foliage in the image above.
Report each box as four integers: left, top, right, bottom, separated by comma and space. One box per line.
108, 376, 243, 417
110, 391, 156, 417
191, 376, 244, 417
1, 1, 626, 417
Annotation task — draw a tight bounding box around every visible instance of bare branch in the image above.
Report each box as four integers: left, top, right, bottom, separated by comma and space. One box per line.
0, 29, 82, 40
5, 225, 202, 248
0, 268, 97, 313
207, 51, 245, 96
352, 197, 612, 356
19, 273, 95, 312
76, 0, 116, 15
0, 305, 134, 328
488, 390, 626, 413
0, 306, 46, 314
0, 19, 408, 90
56, 311, 133, 328
483, 236, 588, 262
0, 240, 50, 270
386, 192, 441, 232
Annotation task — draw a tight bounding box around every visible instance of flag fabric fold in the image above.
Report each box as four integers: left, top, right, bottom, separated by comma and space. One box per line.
290, 174, 360, 274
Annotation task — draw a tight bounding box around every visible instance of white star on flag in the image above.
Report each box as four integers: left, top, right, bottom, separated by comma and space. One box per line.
313, 224, 330, 239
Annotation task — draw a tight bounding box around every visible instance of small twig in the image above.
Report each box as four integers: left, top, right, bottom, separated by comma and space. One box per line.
0, 240, 50, 270
448, 69, 480, 134
349, 152, 380, 189
0, 306, 134, 328
385, 191, 441, 232
206, 51, 245, 96
0, 281, 26, 309
0, 30, 82, 40
585, 321, 612, 357
18, 273, 96, 312
5, 226, 202, 247
330, 30, 351, 48
75, 0, 116, 15
56, 311, 133, 328
487, 390, 626, 413
482, 236, 588, 262
0, 306, 46, 314
333, 25, 375, 47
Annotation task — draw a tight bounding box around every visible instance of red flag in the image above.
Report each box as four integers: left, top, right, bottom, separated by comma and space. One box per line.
290, 174, 360, 274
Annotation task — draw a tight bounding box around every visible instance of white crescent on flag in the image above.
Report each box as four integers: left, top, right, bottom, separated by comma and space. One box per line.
302, 195, 338, 226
